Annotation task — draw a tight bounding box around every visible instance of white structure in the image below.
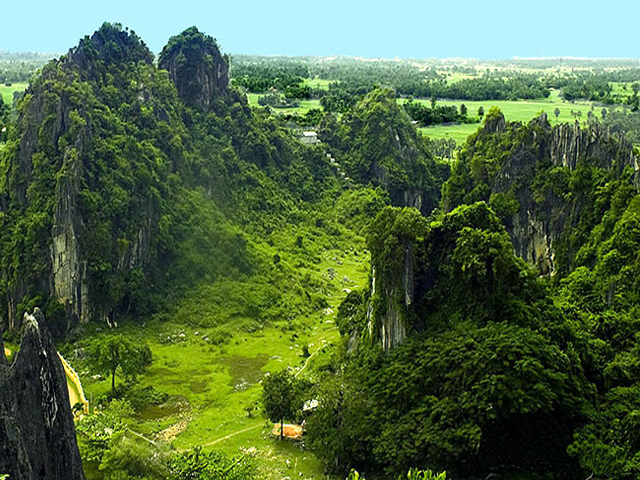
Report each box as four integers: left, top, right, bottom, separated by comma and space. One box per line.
299, 131, 319, 145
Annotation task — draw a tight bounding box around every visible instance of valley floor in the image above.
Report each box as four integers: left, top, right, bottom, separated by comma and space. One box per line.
77, 245, 369, 479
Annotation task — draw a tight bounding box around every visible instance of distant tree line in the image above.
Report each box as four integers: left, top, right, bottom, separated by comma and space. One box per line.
403, 98, 479, 126
0, 52, 55, 83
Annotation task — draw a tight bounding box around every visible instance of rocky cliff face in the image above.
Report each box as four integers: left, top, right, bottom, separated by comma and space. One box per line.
159, 26, 229, 110
448, 113, 640, 275
366, 208, 426, 351
0, 308, 85, 479
1, 25, 168, 332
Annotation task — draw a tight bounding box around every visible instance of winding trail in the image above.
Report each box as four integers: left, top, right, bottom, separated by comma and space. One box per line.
295, 335, 328, 378
194, 338, 329, 449
201, 423, 261, 448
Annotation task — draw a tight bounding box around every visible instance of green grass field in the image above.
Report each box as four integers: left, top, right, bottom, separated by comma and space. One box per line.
246, 92, 322, 115
410, 91, 604, 143
0, 83, 27, 105
303, 77, 332, 90
78, 243, 369, 479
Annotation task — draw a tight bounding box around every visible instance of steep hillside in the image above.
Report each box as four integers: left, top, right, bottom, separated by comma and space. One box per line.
319, 87, 449, 215
308, 203, 591, 478
442, 108, 639, 276
0, 24, 348, 336
316, 110, 640, 479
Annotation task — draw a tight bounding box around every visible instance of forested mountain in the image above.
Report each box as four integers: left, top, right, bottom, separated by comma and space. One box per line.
0, 25, 329, 335
2, 21, 640, 480
308, 107, 640, 479
0, 24, 450, 341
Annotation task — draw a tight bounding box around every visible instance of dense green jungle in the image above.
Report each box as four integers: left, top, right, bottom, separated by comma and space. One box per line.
2, 21, 640, 480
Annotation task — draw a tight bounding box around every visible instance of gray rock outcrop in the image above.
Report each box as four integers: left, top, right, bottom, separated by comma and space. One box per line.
461, 113, 639, 275
0, 308, 85, 479
159, 26, 229, 110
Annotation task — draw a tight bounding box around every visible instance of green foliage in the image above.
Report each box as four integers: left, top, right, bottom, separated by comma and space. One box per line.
405, 469, 447, 480
309, 203, 591, 477
76, 399, 135, 464
87, 335, 152, 393
169, 447, 256, 480
261, 369, 305, 439
404, 98, 477, 126
99, 432, 170, 480
319, 87, 449, 213
345, 469, 446, 480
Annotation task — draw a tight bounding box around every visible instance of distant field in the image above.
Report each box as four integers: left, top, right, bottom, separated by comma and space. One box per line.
246, 82, 621, 146
303, 77, 332, 90
610, 82, 634, 103
0, 82, 27, 104
246, 93, 321, 114
410, 92, 603, 143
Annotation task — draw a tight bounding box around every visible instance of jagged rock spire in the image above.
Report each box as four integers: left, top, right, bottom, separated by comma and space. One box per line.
0, 309, 85, 479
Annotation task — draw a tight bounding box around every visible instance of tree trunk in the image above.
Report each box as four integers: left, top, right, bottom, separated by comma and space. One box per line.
111, 367, 116, 394
280, 419, 284, 440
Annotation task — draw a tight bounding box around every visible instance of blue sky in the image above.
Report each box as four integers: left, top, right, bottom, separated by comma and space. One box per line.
1, 0, 638, 58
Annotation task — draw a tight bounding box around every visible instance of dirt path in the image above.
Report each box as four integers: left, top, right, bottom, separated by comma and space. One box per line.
296, 335, 328, 378
200, 423, 261, 448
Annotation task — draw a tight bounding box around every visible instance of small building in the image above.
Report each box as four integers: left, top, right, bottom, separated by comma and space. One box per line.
299, 131, 319, 145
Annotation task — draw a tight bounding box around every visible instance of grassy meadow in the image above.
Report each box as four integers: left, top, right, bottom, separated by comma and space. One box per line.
303, 77, 332, 90
76, 241, 370, 479
246, 92, 322, 114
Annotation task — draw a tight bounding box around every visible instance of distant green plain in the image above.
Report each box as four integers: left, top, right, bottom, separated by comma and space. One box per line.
0, 82, 27, 105
246, 85, 615, 145
408, 91, 603, 143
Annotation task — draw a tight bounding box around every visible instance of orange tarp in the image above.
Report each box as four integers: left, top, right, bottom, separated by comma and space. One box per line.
271, 423, 303, 440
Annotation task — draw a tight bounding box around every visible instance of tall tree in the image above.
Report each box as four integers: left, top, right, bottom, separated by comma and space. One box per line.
88, 335, 152, 393
262, 369, 298, 440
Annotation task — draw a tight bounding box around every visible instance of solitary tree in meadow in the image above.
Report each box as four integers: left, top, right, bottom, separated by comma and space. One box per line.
459, 104, 468, 117
601, 107, 607, 121
262, 369, 297, 440
478, 106, 485, 117
554, 107, 560, 122
88, 335, 152, 394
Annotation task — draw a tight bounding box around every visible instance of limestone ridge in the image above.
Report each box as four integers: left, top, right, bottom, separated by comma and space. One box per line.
366, 209, 425, 352
450, 112, 640, 275
0, 308, 85, 479
0, 24, 166, 331
159, 26, 230, 110
367, 243, 414, 351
